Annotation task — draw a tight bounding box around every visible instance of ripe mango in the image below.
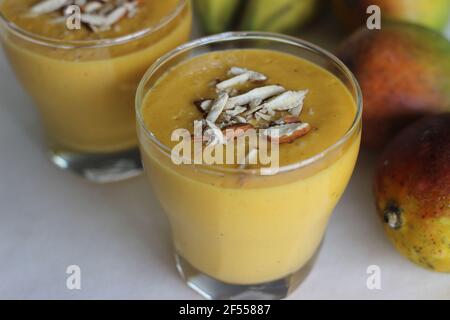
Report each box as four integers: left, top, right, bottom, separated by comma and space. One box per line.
338, 22, 450, 148
241, 0, 319, 33
374, 114, 450, 272
332, 0, 450, 32
194, 0, 320, 34
194, 0, 241, 34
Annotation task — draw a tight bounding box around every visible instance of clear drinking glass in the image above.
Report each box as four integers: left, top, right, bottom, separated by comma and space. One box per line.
0, 0, 191, 183
136, 32, 362, 299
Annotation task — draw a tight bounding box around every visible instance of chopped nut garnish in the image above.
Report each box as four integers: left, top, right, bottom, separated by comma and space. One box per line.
260, 90, 308, 114
30, 0, 141, 32
261, 123, 311, 144
194, 99, 213, 114
84, 2, 103, 13
228, 67, 267, 80
272, 115, 301, 125
216, 67, 267, 92
255, 111, 273, 122
225, 105, 247, 117
226, 85, 285, 110
191, 67, 312, 151
222, 123, 254, 140
234, 115, 247, 124
206, 92, 229, 123
249, 98, 263, 109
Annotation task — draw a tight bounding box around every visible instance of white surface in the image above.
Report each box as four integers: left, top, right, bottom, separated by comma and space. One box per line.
1, 22, 450, 300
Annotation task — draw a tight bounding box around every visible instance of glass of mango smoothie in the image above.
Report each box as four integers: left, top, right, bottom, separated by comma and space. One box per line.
0, 0, 191, 182
137, 32, 362, 299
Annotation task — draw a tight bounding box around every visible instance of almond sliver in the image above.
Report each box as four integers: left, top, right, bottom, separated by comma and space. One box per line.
261, 122, 311, 144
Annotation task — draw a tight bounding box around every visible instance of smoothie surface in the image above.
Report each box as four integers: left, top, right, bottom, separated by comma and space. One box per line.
0, 0, 182, 41
142, 49, 358, 167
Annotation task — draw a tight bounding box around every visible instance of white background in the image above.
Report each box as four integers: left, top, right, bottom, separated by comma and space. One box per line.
0, 16, 449, 300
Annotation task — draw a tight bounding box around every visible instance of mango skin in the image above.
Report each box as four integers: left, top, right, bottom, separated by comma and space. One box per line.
332, 0, 450, 32
338, 22, 450, 148
374, 114, 450, 272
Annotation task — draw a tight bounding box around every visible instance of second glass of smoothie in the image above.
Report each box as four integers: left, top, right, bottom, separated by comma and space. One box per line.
0, 0, 191, 182
137, 33, 362, 299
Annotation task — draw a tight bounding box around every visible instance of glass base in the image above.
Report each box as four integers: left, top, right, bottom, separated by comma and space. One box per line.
48, 147, 143, 183
175, 249, 320, 300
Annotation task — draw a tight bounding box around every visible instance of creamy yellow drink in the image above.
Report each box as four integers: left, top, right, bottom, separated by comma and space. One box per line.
137, 38, 361, 298
0, 0, 191, 180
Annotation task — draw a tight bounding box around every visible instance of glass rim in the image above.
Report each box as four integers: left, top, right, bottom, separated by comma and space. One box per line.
0, 0, 187, 49
136, 31, 363, 176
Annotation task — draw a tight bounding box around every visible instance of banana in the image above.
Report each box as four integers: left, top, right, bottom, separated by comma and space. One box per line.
241, 0, 319, 33
194, 0, 241, 34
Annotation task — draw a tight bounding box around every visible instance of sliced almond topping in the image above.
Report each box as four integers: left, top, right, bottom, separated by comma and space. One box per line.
124, 1, 140, 18
84, 1, 102, 13
206, 92, 229, 123
261, 90, 308, 114
226, 85, 285, 110
249, 98, 263, 109
234, 115, 247, 124
31, 0, 71, 14
243, 98, 264, 116
290, 106, 303, 117
225, 105, 247, 117
191, 67, 312, 150
255, 112, 273, 122
98, 2, 115, 15
221, 113, 232, 123
80, 13, 108, 26
216, 67, 267, 92
272, 115, 301, 125
261, 122, 311, 144
222, 123, 254, 140
30, 0, 141, 32
105, 6, 128, 25
194, 99, 213, 114
216, 73, 249, 92
228, 67, 247, 76
228, 67, 266, 81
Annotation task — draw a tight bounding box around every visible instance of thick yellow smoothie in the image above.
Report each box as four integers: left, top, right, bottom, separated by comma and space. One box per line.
139, 49, 361, 284
0, 0, 191, 153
